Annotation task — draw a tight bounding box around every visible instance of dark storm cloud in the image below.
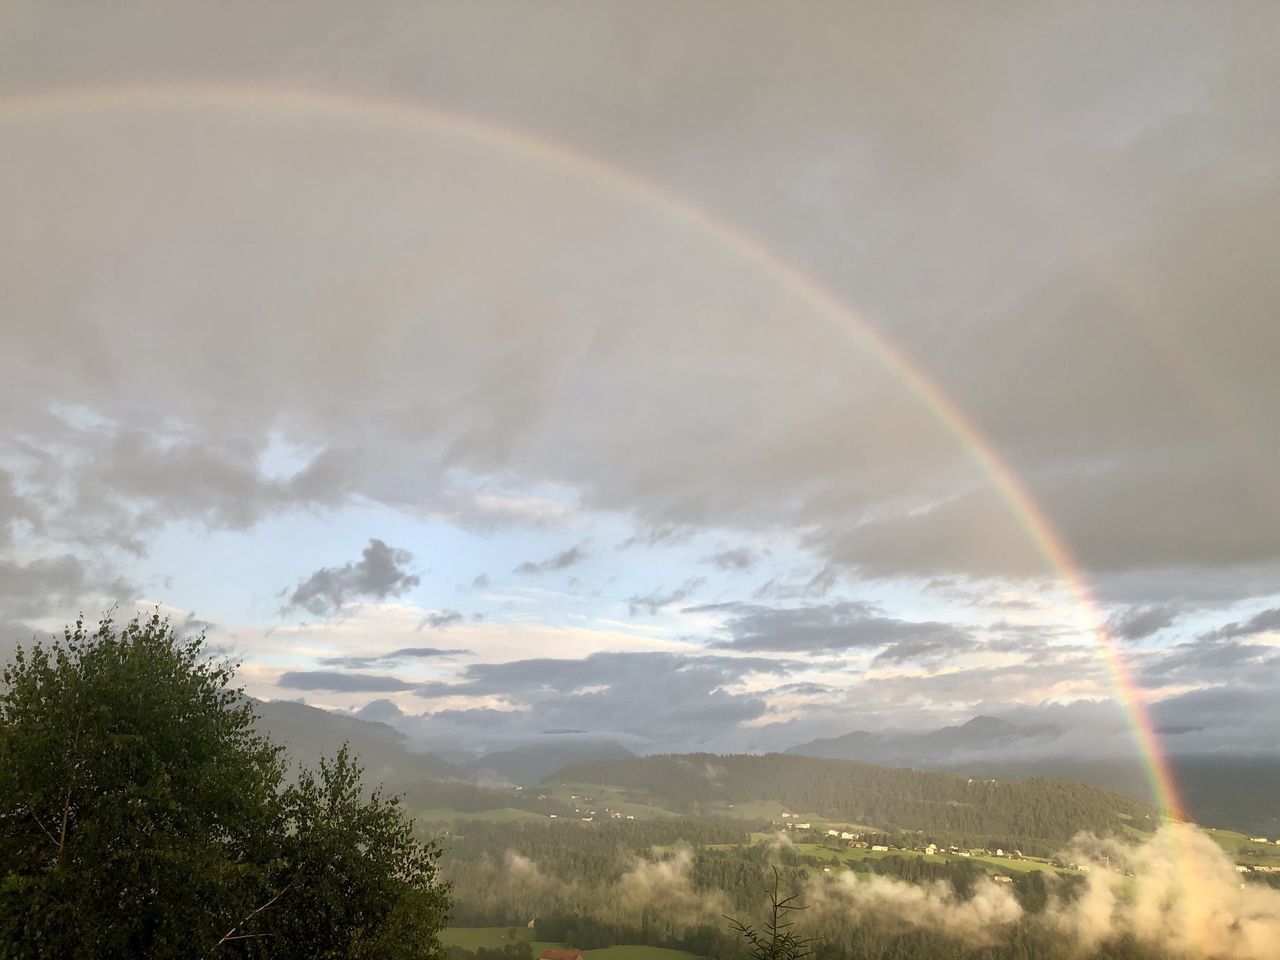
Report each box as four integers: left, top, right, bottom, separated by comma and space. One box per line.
705, 601, 972, 656
702, 547, 758, 571
276, 670, 418, 693
285, 539, 420, 616
513, 545, 587, 575
1107, 604, 1180, 642
626, 578, 705, 616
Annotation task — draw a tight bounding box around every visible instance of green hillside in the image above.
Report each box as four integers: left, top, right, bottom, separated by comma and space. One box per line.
550, 752, 1157, 848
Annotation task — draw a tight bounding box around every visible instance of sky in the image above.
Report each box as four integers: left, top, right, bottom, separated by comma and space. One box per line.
2, 2, 1279, 760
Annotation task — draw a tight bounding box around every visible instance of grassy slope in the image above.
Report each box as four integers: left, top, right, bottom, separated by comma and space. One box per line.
420, 807, 553, 824
789, 841, 1078, 876
441, 928, 698, 960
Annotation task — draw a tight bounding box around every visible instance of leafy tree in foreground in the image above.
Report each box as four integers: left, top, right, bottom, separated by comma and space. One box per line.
0, 612, 449, 959
269, 745, 451, 960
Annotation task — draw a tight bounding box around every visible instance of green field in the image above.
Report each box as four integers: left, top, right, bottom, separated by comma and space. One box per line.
789, 840, 1078, 876
441, 929, 699, 960
584, 947, 699, 960
1204, 827, 1280, 866
419, 807, 553, 824
441, 927, 534, 949
541, 782, 683, 820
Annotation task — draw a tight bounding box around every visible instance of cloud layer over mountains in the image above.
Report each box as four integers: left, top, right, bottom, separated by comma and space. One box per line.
2, 2, 1279, 757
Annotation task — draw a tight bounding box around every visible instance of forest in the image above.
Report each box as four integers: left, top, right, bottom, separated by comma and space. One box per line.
553, 754, 1157, 851
435, 818, 1203, 960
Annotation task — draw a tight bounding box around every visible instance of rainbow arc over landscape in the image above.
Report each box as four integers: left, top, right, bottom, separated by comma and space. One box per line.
0, 82, 1185, 823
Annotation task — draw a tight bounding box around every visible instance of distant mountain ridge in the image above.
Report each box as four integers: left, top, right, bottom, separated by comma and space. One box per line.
786, 715, 1060, 766
252, 699, 466, 784
467, 739, 635, 785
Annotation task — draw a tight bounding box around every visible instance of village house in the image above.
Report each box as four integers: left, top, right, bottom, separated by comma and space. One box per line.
539, 950, 583, 960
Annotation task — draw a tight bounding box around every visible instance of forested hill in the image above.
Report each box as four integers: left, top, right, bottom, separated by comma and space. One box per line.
551, 753, 1157, 845
253, 699, 465, 784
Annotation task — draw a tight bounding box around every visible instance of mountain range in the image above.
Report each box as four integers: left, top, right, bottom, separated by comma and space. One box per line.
785, 715, 1059, 766
250, 701, 1279, 836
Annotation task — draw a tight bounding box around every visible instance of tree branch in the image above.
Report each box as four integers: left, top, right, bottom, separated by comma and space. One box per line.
212, 882, 292, 951
29, 809, 59, 848
58, 713, 84, 865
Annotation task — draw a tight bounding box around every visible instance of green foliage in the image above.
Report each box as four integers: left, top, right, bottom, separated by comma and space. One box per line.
0, 612, 449, 959
269, 744, 451, 960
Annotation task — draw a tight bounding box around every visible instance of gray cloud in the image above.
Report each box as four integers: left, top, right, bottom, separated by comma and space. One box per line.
0, 553, 136, 621
0, 469, 37, 546
354, 698, 405, 724
753, 565, 839, 601
1107, 604, 1180, 642
5, 11, 1279, 591
320, 646, 471, 670
513, 545, 587, 575
1140, 639, 1278, 687
404, 650, 792, 751
276, 670, 418, 693
706, 601, 973, 658
285, 539, 420, 616
626, 577, 705, 616
1202, 606, 1280, 642
702, 547, 758, 571
416, 609, 465, 630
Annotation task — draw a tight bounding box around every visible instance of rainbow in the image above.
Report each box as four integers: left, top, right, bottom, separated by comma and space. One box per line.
0, 82, 1185, 821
